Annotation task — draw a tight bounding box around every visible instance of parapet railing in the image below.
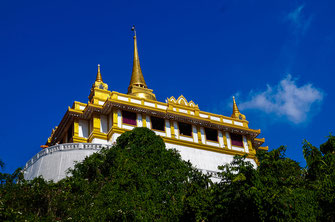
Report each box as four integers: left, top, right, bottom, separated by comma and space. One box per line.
24, 143, 112, 170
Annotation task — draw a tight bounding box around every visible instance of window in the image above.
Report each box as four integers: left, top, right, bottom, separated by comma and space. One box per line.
178, 122, 192, 136
205, 128, 218, 142
151, 116, 165, 131
122, 111, 137, 126
231, 133, 243, 147
67, 125, 73, 143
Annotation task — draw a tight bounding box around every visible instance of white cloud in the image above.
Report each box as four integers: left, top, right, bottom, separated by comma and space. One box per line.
239, 75, 324, 124
285, 4, 313, 35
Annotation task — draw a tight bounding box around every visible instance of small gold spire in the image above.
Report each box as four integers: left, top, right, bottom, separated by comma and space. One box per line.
231, 96, 246, 120
232, 96, 240, 116
129, 27, 147, 88
96, 64, 103, 82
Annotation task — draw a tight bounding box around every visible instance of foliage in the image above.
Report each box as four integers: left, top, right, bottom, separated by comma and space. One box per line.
303, 134, 335, 222
0, 128, 211, 221
1, 129, 335, 221
210, 146, 318, 222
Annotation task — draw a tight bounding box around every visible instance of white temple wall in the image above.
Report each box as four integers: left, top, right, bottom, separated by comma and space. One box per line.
79, 120, 89, 138
117, 110, 122, 128
24, 149, 99, 181
173, 121, 179, 138
226, 132, 232, 149
243, 136, 249, 153
122, 124, 135, 130
165, 120, 171, 137
192, 126, 198, 143
218, 131, 224, 148
137, 113, 143, 127
165, 142, 257, 173
110, 133, 121, 144
100, 115, 108, 133
200, 127, 206, 144
91, 138, 110, 144
146, 115, 151, 129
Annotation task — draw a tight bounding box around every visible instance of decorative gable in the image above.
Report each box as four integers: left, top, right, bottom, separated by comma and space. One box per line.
167, 95, 199, 108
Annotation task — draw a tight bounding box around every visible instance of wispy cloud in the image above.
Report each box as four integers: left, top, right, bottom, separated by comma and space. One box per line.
284, 4, 313, 35
239, 75, 324, 124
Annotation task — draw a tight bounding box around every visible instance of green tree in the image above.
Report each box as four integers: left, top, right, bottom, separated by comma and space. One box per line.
303, 134, 335, 222
65, 127, 211, 221
211, 146, 318, 222
1, 127, 211, 221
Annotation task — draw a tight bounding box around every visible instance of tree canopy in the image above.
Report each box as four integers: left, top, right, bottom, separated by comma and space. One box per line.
1, 128, 335, 221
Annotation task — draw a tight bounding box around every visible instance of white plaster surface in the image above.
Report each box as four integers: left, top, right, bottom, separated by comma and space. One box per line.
218, 131, 224, 148
146, 115, 151, 129
199, 113, 208, 118
165, 143, 257, 173
210, 116, 220, 121
117, 110, 122, 128
206, 141, 220, 147
179, 135, 194, 142
79, 120, 89, 138
92, 138, 110, 144
25, 140, 257, 182
154, 130, 166, 137
165, 120, 171, 137
234, 121, 243, 126
232, 146, 244, 151
144, 101, 155, 107
243, 136, 249, 153
100, 115, 108, 133
24, 144, 112, 182
223, 119, 233, 124
157, 104, 167, 110
200, 127, 206, 144
173, 121, 179, 138
137, 113, 143, 127
122, 124, 134, 130
130, 99, 141, 104
226, 132, 232, 149
118, 96, 129, 102
179, 109, 187, 114
192, 126, 198, 143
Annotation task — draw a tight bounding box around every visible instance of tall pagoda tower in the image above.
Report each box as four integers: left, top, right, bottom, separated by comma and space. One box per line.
24, 28, 267, 182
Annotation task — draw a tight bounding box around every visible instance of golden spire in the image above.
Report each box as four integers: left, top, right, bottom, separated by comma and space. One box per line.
232, 96, 240, 116
127, 26, 156, 101
231, 96, 246, 120
96, 64, 103, 82
89, 64, 109, 104
129, 27, 147, 88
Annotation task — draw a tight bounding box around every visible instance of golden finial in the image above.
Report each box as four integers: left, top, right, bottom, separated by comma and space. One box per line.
232, 96, 240, 116
96, 64, 103, 82
231, 96, 246, 120
129, 25, 147, 89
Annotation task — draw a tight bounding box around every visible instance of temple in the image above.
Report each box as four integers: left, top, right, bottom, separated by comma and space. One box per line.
24, 28, 267, 182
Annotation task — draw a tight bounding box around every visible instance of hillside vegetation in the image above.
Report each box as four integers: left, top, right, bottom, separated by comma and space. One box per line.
1, 127, 334, 221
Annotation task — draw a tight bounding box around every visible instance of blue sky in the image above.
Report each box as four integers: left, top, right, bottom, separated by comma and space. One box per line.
1, 0, 334, 173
